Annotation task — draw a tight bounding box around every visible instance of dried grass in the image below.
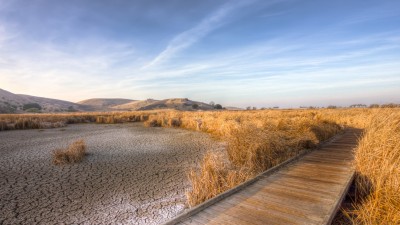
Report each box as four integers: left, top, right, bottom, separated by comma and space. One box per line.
3, 108, 400, 222
52, 140, 87, 165
346, 110, 400, 224
187, 152, 251, 207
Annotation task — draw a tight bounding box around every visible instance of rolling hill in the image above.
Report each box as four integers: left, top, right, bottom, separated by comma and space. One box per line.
111, 98, 214, 111
77, 98, 135, 107
0, 88, 219, 113
0, 88, 93, 113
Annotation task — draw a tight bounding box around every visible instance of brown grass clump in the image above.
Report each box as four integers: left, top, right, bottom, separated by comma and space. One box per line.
95, 115, 126, 124
52, 140, 87, 165
347, 111, 400, 224
187, 152, 250, 207
227, 125, 287, 172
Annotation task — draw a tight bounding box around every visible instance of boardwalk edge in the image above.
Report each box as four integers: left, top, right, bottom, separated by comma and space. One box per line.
163, 129, 349, 225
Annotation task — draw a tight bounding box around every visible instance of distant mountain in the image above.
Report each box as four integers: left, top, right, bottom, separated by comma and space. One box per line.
0, 88, 221, 113
77, 98, 135, 107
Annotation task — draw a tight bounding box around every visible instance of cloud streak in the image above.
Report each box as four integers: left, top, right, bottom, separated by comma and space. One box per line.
141, 1, 254, 69
0, 0, 399, 107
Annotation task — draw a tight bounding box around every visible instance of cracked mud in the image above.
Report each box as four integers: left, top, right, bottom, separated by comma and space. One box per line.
0, 123, 221, 224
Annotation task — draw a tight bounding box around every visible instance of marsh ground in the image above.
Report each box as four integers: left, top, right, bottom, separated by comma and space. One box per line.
0, 123, 221, 224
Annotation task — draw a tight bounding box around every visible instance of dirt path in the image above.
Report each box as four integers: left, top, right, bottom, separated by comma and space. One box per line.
0, 123, 221, 225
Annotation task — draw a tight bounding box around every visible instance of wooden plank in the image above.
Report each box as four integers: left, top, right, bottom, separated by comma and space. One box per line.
275, 173, 344, 186
219, 197, 311, 225
282, 167, 351, 178
236, 193, 325, 223
205, 202, 279, 225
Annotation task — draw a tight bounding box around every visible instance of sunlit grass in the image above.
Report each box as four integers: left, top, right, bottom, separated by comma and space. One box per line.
1, 108, 400, 223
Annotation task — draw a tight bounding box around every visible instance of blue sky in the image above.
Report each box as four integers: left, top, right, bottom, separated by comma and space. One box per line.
0, 0, 399, 108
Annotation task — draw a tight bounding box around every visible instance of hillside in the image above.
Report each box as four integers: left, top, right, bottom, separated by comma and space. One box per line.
112, 99, 159, 110
112, 98, 214, 111
77, 98, 134, 107
140, 98, 214, 111
0, 89, 90, 113
0, 88, 219, 113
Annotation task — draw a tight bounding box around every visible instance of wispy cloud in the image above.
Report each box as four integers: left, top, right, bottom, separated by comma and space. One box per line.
141, 1, 255, 69
1, 0, 399, 106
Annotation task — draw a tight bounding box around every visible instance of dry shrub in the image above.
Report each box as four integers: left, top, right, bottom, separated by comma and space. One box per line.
169, 118, 182, 127
52, 140, 87, 165
186, 152, 250, 207
144, 118, 162, 127
0, 120, 8, 131
348, 111, 400, 224
96, 116, 123, 124
14, 118, 42, 129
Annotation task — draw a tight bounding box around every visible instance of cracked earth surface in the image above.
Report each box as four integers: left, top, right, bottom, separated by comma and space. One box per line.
0, 123, 221, 225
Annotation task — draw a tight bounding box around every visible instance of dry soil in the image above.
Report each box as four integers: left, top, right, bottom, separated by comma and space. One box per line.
0, 123, 221, 224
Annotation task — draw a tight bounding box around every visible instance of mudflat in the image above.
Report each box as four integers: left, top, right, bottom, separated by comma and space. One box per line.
0, 123, 220, 224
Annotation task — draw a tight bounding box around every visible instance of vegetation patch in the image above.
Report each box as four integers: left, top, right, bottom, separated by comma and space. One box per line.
52, 140, 87, 165
346, 111, 400, 224
23, 103, 42, 111
1, 107, 400, 224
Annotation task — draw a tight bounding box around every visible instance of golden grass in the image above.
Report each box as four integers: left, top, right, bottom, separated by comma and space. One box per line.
2, 108, 400, 223
174, 110, 344, 206
345, 110, 400, 224
52, 140, 87, 165
187, 151, 251, 206
0, 111, 155, 131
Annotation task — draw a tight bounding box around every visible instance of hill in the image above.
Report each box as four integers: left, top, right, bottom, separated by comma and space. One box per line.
112, 99, 159, 110
0, 88, 220, 113
112, 98, 214, 111
77, 98, 135, 107
0, 88, 90, 113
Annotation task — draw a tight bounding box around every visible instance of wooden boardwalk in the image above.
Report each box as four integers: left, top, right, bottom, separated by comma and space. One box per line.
166, 129, 361, 225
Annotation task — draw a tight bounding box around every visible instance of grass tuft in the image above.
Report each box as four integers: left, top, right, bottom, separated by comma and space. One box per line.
52, 140, 87, 165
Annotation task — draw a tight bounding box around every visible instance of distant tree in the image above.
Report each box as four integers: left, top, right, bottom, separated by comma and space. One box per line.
23, 103, 42, 111
192, 104, 199, 109
209, 101, 215, 106
214, 104, 223, 109
327, 105, 337, 109
381, 103, 399, 108
252, 107, 257, 110
350, 104, 367, 108
246, 106, 251, 110
261, 107, 266, 110
369, 104, 380, 108
273, 106, 279, 109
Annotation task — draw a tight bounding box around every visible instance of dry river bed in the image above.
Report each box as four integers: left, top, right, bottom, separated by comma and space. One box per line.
0, 123, 222, 225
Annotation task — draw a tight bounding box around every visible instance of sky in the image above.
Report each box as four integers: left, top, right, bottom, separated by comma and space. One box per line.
0, 0, 399, 108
